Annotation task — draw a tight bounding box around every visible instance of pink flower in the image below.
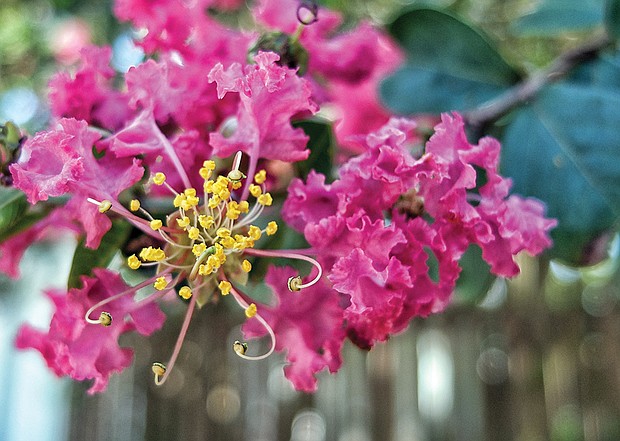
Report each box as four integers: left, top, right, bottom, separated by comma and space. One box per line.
208, 52, 317, 164
49, 46, 131, 131
15, 269, 165, 394
243, 266, 344, 392
10, 118, 144, 248
282, 114, 556, 348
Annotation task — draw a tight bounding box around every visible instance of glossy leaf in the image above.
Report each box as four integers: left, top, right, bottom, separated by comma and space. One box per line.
381, 8, 519, 114
68, 219, 133, 289
501, 82, 620, 263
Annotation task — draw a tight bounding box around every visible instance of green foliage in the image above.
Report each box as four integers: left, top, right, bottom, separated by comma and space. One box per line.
293, 119, 335, 181
381, 8, 520, 114
512, 0, 604, 36
68, 220, 133, 289
606, 0, 620, 39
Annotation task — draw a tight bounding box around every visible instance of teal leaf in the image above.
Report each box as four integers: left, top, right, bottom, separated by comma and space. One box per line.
381, 8, 520, 114
513, 4, 603, 36
501, 82, 620, 263
68, 219, 133, 289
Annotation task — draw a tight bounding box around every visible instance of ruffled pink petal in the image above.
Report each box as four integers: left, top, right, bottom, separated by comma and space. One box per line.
242, 265, 345, 392
15, 268, 165, 394
208, 52, 316, 162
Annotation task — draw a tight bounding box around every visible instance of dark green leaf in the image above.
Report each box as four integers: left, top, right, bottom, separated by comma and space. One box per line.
68, 219, 133, 289
293, 118, 335, 181
381, 8, 519, 114
606, 0, 620, 39
0, 187, 28, 233
501, 83, 620, 263
455, 246, 494, 304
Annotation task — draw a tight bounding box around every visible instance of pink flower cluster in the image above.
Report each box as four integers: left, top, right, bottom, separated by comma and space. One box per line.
6, 0, 555, 394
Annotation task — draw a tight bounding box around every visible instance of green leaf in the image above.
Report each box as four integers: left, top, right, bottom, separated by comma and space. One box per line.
293, 118, 335, 181
455, 245, 495, 304
381, 8, 520, 114
68, 220, 133, 289
501, 82, 620, 263
606, 0, 620, 39
0, 186, 28, 233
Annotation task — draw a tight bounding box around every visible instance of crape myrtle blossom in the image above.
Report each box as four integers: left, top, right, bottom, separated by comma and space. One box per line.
7, 0, 557, 395
11, 43, 336, 391
282, 114, 556, 349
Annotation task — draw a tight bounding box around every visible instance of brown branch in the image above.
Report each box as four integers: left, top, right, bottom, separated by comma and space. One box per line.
464, 34, 614, 131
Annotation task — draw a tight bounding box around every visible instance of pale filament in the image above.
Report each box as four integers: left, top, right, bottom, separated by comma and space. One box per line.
244, 248, 323, 289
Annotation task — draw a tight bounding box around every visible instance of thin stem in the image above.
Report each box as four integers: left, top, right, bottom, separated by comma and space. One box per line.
244, 248, 323, 289
154, 294, 197, 386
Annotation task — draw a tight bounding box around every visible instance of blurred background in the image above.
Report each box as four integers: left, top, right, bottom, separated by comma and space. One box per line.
2, 0, 620, 440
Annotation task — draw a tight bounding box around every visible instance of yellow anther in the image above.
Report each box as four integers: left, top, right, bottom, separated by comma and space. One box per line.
233, 341, 248, 356
258, 193, 273, 206
288, 276, 302, 292
216, 228, 231, 238
150, 219, 163, 231
214, 245, 226, 264
226, 201, 241, 220
248, 225, 262, 241
173, 193, 185, 208
218, 280, 232, 295
220, 236, 235, 249
242, 259, 252, 273
231, 181, 243, 190
249, 184, 262, 198
98, 311, 112, 327
179, 286, 192, 300
199, 161, 216, 180
98, 200, 112, 213
198, 264, 211, 276
239, 200, 249, 213
208, 196, 220, 209
207, 255, 221, 270
188, 227, 200, 240
154, 277, 168, 290
127, 254, 141, 270
184, 188, 197, 197
139, 246, 166, 262
129, 199, 140, 212
152, 362, 166, 377
203, 160, 216, 171
204, 180, 215, 194
153, 172, 166, 185
245, 303, 257, 318
192, 243, 207, 257
198, 215, 214, 229
177, 216, 191, 228
254, 169, 267, 184
266, 221, 278, 236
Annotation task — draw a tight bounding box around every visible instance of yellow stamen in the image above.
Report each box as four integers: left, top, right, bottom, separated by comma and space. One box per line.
127, 254, 141, 270
266, 221, 278, 236
254, 170, 267, 184
188, 227, 200, 240
192, 243, 207, 257
257, 193, 273, 206
153, 172, 166, 185
177, 216, 191, 228
130, 199, 140, 211
288, 276, 302, 292
154, 277, 168, 290
150, 219, 163, 231
179, 286, 192, 300
242, 259, 252, 273
218, 280, 232, 295
249, 184, 262, 198
98, 200, 112, 213
140, 246, 166, 262
98, 311, 112, 327
245, 303, 257, 318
